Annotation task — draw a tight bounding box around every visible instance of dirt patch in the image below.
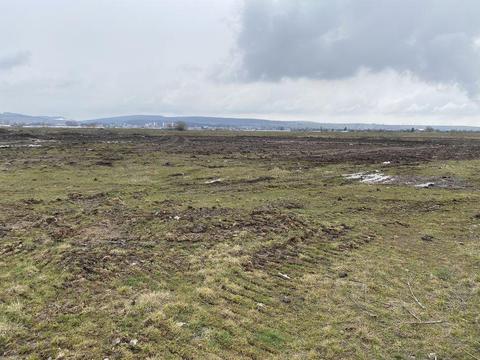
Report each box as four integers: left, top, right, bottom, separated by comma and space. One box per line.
246, 235, 307, 270
56, 219, 149, 280
66, 192, 109, 212
3, 129, 480, 166
160, 206, 308, 244
95, 160, 114, 166
244, 220, 374, 271
0, 226, 9, 237
264, 199, 305, 210
76, 220, 123, 242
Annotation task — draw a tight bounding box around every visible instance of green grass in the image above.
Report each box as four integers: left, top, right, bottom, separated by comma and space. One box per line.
0, 129, 479, 359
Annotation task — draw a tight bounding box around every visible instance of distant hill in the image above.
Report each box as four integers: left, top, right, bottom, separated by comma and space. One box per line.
0, 112, 66, 125
1, 112, 479, 131
83, 115, 321, 129
84, 115, 480, 131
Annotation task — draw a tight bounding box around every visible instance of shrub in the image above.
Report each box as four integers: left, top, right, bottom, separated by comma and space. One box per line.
175, 121, 188, 131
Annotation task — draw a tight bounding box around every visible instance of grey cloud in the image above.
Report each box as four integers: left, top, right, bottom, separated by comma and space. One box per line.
236, 0, 480, 93
0, 51, 31, 71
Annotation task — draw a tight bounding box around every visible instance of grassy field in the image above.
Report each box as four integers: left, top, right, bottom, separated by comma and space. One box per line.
0, 128, 479, 359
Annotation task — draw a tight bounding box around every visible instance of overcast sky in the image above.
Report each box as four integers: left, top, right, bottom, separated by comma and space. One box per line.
1, 0, 480, 125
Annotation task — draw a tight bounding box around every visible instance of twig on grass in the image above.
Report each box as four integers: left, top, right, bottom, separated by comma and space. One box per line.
407, 281, 426, 309
406, 320, 445, 325
402, 303, 421, 321
464, 349, 480, 360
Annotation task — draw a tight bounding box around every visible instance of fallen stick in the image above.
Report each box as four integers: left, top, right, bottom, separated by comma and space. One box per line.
402, 303, 420, 321
407, 281, 426, 309
406, 320, 445, 325
464, 349, 480, 360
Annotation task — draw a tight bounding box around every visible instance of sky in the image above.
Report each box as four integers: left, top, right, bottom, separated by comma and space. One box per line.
1, 0, 480, 125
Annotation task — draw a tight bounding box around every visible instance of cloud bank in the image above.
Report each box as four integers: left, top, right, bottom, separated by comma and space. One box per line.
0, 51, 31, 71
0, 0, 479, 125
236, 0, 480, 94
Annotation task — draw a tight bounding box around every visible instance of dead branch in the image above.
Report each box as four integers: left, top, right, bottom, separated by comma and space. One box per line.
407, 281, 426, 309
406, 320, 445, 325
464, 349, 480, 360
402, 303, 420, 321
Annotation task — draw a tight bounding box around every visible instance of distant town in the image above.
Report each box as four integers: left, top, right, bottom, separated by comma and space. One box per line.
1, 112, 479, 132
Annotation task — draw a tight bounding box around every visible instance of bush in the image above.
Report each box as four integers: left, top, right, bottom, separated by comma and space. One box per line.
175, 121, 188, 131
